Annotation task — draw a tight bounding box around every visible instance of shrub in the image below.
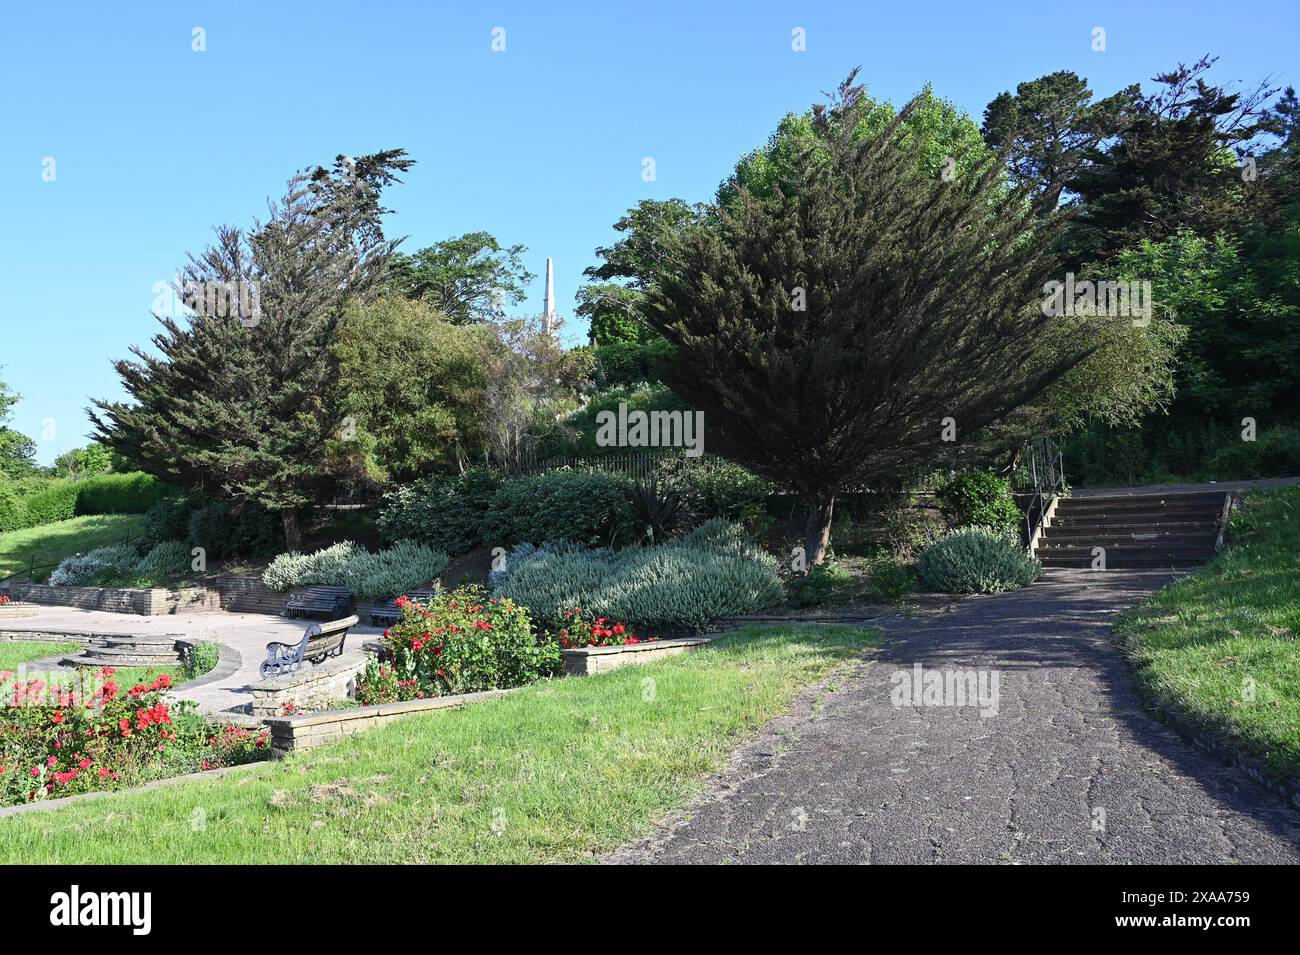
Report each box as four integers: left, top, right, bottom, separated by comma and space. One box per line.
0, 484, 24, 533
936, 472, 1021, 534
182, 640, 222, 678
493, 520, 782, 632
362, 585, 559, 698
627, 475, 697, 543
866, 558, 915, 602
918, 527, 1041, 594
139, 496, 197, 550
262, 541, 363, 591
656, 458, 773, 521
133, 540, 192, 580
74, 472, 173, 515
185, 503, 238, 559
551, 607, 656, 648
262, 540, 446, 598
20, 481, 79, 526
1205, 425, 1300, 481
788, 560, 852, 608
340, 540, 449, 600
376, 468, 500, 554
47, 543, 142, 587
488, 469, 633, 547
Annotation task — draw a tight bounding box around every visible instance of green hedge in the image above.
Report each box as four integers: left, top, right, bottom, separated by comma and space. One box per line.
74, 472, 174, 515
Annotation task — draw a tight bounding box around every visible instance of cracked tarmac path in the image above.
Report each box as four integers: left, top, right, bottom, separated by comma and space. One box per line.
608, 569, 1300, 864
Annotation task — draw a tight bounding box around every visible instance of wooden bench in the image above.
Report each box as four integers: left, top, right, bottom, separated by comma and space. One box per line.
368, 589, 441, 628
283, 585, 353, 620
260, 615, 359, 679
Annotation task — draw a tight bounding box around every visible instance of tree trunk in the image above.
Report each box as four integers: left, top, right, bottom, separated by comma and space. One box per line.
803, 496, 835, 567
281, 509, 302, 552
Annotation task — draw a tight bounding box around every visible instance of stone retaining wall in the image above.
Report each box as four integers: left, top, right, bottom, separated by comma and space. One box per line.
3, 582, 220, 616
251, 656, 370, 716
213, 576, 288, 615
560, 636, 713, 675
263, 688, 515, 755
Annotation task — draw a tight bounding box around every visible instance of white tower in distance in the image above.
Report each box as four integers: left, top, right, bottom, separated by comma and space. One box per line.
542, 257, 556, 336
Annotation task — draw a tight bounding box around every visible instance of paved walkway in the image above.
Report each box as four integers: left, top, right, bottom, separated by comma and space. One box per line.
610, 569, 1300, 864
2, 606, 384, 715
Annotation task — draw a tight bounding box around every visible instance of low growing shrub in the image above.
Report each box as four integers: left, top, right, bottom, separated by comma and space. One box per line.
133, 540, 192, 580
360, 585, 559, 700
918, 526, 1040, 594
788, 560, 852, 608
47, 543, 143, 587
936, 471, 1021, 535
866, 558, 915, 602
493, 520, 782, 632
263, 540, 447, 599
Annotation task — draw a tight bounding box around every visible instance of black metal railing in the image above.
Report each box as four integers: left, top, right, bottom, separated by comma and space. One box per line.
1021, 434, 1065, 548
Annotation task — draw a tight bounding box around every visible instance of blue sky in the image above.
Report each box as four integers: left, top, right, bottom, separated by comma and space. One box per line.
2, 1, 1296, 464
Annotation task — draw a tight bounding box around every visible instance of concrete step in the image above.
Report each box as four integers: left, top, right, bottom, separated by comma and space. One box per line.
1047, 518, 1218, 531
1039, 532, 1217, 546
1036, 544, 1216, 559
1055, 496, 1227, 511
100, 634, 181, 649
64, 654, 179, 669
1039, 556, 1210, 568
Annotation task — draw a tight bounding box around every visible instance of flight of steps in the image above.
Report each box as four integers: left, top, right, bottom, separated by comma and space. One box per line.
1034, 491, 1227, 569
62, 634, 185, 669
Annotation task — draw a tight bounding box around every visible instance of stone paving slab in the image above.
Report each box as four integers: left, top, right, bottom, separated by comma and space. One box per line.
608, 569, 1300, 865
2, 605, 384, 716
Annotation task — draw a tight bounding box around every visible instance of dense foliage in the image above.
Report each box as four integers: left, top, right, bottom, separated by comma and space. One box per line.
357, 586, 558, 702
263, 540, 448, 600
936, 472, 1021, 534
492, 520, 782, 631
918, 527, 1042, 594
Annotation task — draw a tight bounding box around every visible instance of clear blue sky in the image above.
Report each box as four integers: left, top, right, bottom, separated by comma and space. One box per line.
2, 1, 1296, 464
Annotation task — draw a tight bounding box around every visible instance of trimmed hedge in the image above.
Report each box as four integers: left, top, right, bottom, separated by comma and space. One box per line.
74, 472, 173, 515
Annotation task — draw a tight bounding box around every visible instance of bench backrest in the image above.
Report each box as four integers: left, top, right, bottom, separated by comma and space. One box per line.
303, 615, 359, 656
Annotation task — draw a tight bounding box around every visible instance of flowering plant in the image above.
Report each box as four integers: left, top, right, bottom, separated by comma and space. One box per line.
356, 585, 560, 702
0, 595, 11, 606
199, 724, 268, 770
1, 668, 268, 806
552, 606, 657, 649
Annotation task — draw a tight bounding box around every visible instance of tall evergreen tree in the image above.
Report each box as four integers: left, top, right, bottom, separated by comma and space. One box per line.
92, 151, 413, 549
641, 75, 1092, 564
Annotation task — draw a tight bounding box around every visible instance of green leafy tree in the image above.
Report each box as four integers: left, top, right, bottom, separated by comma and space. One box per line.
386, 232, 533, 323
982, 70, 1138, 215
641, 75, 1091, 564
333, 294, 497, 480
92, 150, 413, 549
0, 374, 37, 479
1063, 56, 1278, 266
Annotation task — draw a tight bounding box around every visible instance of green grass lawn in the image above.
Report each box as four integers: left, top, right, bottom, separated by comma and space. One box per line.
0, 514, 146, 582
0, 623, 878, 863
0, 641, 81, 670
1115, 485, 1300, 781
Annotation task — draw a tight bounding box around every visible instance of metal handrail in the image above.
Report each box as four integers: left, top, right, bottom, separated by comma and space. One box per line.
1022, 434, 1065, 550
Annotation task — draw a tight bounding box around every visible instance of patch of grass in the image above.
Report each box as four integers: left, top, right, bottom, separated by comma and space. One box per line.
0, 641, 81, 670
1115, 486, 1300, 781
0, 514, 146, 582
0, 623, 878, 863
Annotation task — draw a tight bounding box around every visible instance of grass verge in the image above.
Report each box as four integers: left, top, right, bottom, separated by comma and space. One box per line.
1115, 485, 1300, 781
0, 623, 877, 862
0, 641, 81, 670
0, 514, 146, 582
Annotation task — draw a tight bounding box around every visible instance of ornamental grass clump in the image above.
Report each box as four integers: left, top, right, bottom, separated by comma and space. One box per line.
918, 526, 1041, 594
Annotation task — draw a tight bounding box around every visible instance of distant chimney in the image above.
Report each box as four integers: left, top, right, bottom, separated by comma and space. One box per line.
542, 257, 555, 335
